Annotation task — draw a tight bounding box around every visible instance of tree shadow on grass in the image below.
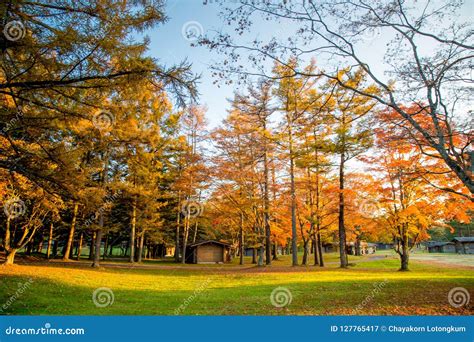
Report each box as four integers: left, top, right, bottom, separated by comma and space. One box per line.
0, 273, 472, 315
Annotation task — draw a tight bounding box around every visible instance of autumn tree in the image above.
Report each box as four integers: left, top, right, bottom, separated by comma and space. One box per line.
201, 0, 473, 196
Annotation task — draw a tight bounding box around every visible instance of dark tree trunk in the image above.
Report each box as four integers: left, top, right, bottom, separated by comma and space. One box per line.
92, 229, 102, 267
63, 202, 78, 260
129, 200, 136, 263
46, 222, 53, 259
313, 238, 319, 266
317, 233, 324, 267
88, 231, 95, 260
251, 248, 257, 264
338, 151, 348, 268
239, 211, 244, 265
137, 234, 144, 263
76, 232, 83, 260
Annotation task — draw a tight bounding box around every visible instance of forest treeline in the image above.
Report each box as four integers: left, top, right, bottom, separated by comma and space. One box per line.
0, 1, 472, 270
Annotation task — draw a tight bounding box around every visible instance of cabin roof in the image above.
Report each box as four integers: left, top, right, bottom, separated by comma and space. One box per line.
452, 237, 474, 243
189, 240, 231, 248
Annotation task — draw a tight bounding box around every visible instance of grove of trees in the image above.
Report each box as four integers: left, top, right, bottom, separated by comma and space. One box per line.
1, 0, 472, 272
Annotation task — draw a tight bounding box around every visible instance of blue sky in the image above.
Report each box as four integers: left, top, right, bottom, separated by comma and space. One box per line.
147, 1, 236, 127
144, 0, 472, 129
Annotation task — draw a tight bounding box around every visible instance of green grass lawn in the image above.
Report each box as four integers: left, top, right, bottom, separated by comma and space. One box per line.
1, 254, 472, 315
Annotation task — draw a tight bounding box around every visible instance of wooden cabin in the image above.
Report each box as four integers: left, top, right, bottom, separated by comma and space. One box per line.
185, 240, 231, 264
452, 237, 474, 254
427, 241, 456, 253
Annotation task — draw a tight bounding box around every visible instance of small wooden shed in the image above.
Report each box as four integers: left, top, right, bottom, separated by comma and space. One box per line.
185, 240, 231, 264
452, 237, 474, 254
427, 241, 456, 253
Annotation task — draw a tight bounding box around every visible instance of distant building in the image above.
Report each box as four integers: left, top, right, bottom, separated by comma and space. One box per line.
376, 242, 393, 250
185, 240, 232, 264
427, 241, 456, 253
452, 237, 474, 254
323, 241, 376, 255
346, 242, 377, 255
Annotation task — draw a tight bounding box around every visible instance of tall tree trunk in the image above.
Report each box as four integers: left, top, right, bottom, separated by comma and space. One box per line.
302, 239, 309, 265
239, 211, 244, 265
317, 232, 324, 267
338, 151, 348, 268
76, 232, 83, 260
192, 221, 199, 244
400, 227, 410, 271
181, 214, 190, 264
175, 193, 181, 262
63, 202, 79, 261
289, 125, 298, 266
137, 233, 145, 263
272, 241, 278, 260
92, 229, 102, 267
129, 199, 137, 263
46, 222, 53, 259
252, 248, 257, 264
88, 231, 95, 260
263, 123, 271, 265
313, 237, 319, 266
102, 233, 108, 260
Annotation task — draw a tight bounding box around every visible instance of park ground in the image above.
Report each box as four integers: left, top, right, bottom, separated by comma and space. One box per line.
0, 251, 473, 315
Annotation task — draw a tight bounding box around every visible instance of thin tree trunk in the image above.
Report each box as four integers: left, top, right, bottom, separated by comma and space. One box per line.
317, 233, 324, 267
289, 127, 298, 266
63, 202, 79, 261
129, 199, 137, 263
175, 193, 181, 262
46, 222, 53, 259
239, 211, 244, 265
302, 239, 309, 265
181, 214, 190, 264
76, 232, 83, 260
400, 228, 409, 271
89, 231, 95, 260
137, 233, 144, 263
338, 150, 348, 268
